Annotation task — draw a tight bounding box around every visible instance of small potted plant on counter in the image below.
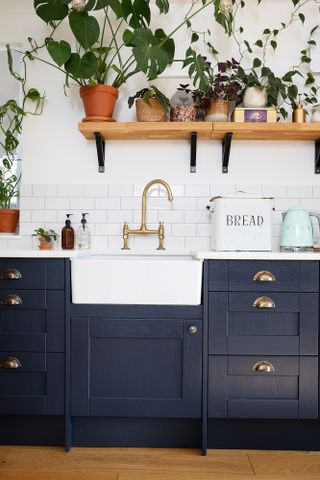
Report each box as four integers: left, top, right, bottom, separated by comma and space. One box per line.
128, 86, 170, 122
33, 228, 58, 250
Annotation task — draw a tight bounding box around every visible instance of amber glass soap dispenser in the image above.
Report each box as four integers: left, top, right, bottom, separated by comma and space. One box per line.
61, 214, 75, 250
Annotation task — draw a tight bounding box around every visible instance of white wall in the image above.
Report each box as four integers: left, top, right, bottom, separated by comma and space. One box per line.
1, 0, 320, 186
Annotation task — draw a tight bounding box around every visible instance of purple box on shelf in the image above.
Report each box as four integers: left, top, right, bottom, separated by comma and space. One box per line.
233, 107, 277, 123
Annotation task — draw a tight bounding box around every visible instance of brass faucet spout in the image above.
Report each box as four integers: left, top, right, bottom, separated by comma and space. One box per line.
122, 179, 173, 250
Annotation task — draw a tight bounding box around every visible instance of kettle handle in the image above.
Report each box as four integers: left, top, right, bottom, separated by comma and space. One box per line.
309, 212, 320, 235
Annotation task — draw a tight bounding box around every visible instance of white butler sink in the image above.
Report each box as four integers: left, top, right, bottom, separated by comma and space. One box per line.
71, 254, 203, 305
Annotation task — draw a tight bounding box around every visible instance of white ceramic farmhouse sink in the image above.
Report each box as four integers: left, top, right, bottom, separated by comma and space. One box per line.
71, 254, 203, 305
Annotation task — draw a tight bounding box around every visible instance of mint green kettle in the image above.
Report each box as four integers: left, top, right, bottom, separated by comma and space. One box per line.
280, 207, 320, 252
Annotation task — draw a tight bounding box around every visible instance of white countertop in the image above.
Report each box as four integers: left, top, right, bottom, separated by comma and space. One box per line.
1, 249, 320, 260
193, 251, 320, 260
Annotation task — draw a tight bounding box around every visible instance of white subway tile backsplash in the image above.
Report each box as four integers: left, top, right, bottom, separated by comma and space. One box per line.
16, 183, 319, 253
21, 197, 45, 209
70, 198, 95, 210
185, 184, 210, 197
287, 185, 313, 198
83, 184, 108, 197
45, 197, 69, 210
109, 184, 133, 197
172, 224, 196, 237
58, 185, 83, 197
95, 198, 121, 210
33, 184, 57, 197
32, 210, 57, 223
158, 210, 184, 223
108, 210, 133, 223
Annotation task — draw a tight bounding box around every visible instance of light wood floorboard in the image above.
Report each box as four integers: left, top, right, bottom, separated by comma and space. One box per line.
1, 447, 320, 480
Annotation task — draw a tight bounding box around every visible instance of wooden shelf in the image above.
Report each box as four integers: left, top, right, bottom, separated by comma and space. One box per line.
78, 122, 320, 174
79, 121, 320, 141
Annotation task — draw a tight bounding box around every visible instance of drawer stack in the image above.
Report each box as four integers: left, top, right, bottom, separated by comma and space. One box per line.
0, 259, 65, 415
208, 260, 319, 420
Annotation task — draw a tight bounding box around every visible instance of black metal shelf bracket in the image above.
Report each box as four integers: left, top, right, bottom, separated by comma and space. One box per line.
190, 131, 197, 173
222, 132, 233, 173
315, 140, 320, 174
94, 132, 106, 173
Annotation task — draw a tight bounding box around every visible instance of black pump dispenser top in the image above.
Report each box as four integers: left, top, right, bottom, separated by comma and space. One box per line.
81, 213, 89, 230
65, 214, 73, 227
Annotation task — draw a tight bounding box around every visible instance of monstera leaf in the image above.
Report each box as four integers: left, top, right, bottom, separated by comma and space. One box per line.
131, 28, 174, 80
155, 0, 169, 13
121, 0, 151, 28
183, 47, 210, 92
69, 11, 100, 49
47, 39, 72, 66
65, 52, 97, 79
34, 0, 69, 22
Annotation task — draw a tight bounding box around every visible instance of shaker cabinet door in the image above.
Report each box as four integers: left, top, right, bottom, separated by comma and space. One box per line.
71, 317, 202, 418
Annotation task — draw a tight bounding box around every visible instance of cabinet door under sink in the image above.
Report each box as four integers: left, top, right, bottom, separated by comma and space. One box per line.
71, 317, 202, 418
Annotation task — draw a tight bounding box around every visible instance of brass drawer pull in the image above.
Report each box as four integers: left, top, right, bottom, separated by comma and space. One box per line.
0, 268, 22, 280
253, 270, 276, 282
188, 325, 198, 335
0, 357, 22, 369
252, 361, 275, 373
0, 294, 22, 305
253, 296, 275, 309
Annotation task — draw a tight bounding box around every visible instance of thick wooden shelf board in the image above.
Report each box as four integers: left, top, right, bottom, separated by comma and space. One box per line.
79, 121, 320, 141
79, 122, 212, 140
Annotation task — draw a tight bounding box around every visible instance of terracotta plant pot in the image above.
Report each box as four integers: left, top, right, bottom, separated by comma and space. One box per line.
0, 209, 19, 233
135, 98, 166, 122
80, 84, 119, 122
38, 237, 53, 250
205, 99, 229, 122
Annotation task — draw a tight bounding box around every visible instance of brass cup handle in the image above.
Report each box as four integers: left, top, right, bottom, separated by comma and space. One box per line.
252, 361, 275, 373
253, 296, 275, 309
253, 270, 276, 282
0, 357, 22, 369
0, 294, 22, 305
188, 326, 198, 335
0, 268, 22, 280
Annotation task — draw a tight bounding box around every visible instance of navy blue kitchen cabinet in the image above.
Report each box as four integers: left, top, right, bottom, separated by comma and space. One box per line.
206, 260, 319, 421
0, 259, 66, 416
71, 306, 202, 418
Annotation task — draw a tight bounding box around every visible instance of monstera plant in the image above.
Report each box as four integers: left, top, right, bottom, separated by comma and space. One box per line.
31, 0, 175, 121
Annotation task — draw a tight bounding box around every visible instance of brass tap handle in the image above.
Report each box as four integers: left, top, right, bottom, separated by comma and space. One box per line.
121, 222, 130, 251
0, 356, 22, 369
0, 294, 22, 305
157, 222, 165, 251
253, 270, 276, 282
252, 296, 275, 309
0, 268, 22, 280
252, 361, 275, 373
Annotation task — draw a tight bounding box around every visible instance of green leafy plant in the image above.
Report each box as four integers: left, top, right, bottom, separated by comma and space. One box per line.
0, 47, 43, 209
32, 228, 58, 243
128, 86, 170, 112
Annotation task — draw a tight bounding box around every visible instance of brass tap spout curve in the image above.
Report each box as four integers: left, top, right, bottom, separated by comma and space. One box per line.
121, 179, 173, 251
141, 179, 173, 230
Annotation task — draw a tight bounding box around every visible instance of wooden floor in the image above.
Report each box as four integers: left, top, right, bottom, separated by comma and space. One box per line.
1, 447, 320, 480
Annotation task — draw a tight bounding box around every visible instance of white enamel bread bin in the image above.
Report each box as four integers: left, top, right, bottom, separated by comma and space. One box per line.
207, 194, 273, 251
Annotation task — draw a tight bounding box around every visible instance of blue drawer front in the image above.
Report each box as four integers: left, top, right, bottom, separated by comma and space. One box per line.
208, 260, 319, 292
208, 355, 318, 419
0, 352, 64, 415
209, 292, 319, 355
0, 259, 65, 290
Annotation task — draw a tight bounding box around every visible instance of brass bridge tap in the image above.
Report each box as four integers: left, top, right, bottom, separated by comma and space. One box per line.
122, 179, 173, 251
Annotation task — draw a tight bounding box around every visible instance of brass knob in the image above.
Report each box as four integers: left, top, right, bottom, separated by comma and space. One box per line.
253, 296, 275, 309
188, 325, 198, 335
0, 357, 22, 369
0, 268, 22, 280
0, 294, 22, 305
252, 361, 275, 373
253, 270, 275, 282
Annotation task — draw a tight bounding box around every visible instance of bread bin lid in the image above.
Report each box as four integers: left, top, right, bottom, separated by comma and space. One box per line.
209, 193, 274, 202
